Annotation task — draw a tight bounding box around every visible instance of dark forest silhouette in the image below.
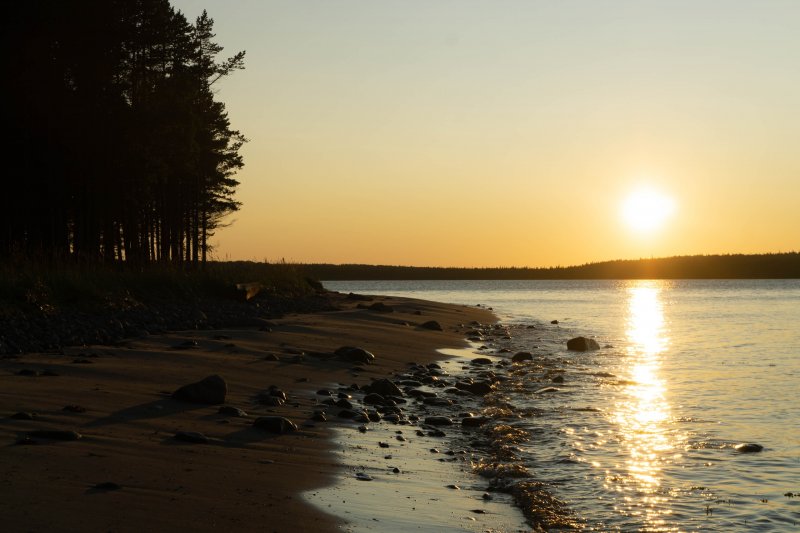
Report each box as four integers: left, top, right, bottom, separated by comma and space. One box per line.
3, 1, 245, 265
305, 253, 800, 280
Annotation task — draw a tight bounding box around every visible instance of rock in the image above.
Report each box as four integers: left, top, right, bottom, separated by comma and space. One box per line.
172, 375, 227, 405
534, 387, 560, 394
174, 431, 209, 444
263, 353, 280, 361
173, 340, 199, 350
368, 302, 394, 313
455, 381, 495, 396
218, 405, 248, 417
355, 472, 373, 481
312, 411, 327, 422
93, 482, 122, 491
364, 378, 403, 397
379, 441, 390, 448
419, 320, 443, 331
10, 412, 36, 420
512, 351, 533, 363
551, 375, 565, 383
62, 405, 86, 413
26, 430, 81, 441
567, 336, 600, 351
734, 443, 764, 453
363, 393, 386, 405
461, 416, 490, 428
253, 416, 297, 434
551, 320, 559, 324
425, 416, 453, 426
335, 346, 376, 364
471, 357, 493, 366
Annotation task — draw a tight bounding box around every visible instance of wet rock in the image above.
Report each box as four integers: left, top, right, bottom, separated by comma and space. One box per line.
355, 472, 373, 481
312, 411, 327, 422
461, 416, 490, 428
364, 378, 403, 397
253, 416, 297, 434
471, 357, 493, 366
734, 443, 764, 453
551, 375, 565, 383
316, 389, 333, 396
551, 320, 559, 324
512, 351, 533, 363
425, 416, 453, 426
174, 431, 209, 444
10, 412, 36, 420
379, 441, 390, 448
534, 387, 560, 394
567, 336, 600, 351
172, 375, 227, 405
335, 346, 376, 364
363, 393, 386, 405
263, 353, 280, 361
455, 381, 494, 396
368, 302, 394, 313
423, 397, 453, 406
62, 405, 86, 413
420, 320, 443, 331
16, 369, 40, 376
218, 405, 248, 417
335, 398, 353, 409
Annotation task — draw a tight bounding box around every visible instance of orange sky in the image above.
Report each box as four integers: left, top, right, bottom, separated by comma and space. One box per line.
173, 1, 800, 267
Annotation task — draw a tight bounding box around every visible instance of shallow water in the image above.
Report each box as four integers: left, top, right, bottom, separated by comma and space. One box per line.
324, 280, 800, 531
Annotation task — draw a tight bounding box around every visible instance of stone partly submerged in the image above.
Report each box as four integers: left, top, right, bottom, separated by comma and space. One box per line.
172, 375, 227, 405
566, 336, 600, 352
734, 443, 764, 453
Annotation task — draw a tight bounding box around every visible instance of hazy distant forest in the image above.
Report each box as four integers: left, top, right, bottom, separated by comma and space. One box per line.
3, 1, 245, 265
306, 253, 800, 280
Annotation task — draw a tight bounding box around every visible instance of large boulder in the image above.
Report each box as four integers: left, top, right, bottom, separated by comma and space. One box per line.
172, 375, 227, 404
566, 336, 600, 352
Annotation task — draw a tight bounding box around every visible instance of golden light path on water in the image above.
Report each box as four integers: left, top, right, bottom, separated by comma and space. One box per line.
607, 281, 684, 529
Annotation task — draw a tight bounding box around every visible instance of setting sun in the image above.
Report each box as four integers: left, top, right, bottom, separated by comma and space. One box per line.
621, 188, 676, 234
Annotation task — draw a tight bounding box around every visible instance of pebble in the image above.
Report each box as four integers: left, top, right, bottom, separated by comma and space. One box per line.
174, 431, 209, 444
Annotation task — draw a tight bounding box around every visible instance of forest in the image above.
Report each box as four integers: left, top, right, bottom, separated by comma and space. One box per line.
2, 1, 244, 265
304, 253, 800, 280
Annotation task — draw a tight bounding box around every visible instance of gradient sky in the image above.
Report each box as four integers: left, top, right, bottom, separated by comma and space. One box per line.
172, 0, 799, 267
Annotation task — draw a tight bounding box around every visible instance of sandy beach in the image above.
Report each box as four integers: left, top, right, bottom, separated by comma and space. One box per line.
0, 293, 500, 532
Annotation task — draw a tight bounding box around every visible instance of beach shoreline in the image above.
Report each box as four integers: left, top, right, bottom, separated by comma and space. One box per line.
0, 292, 499, 532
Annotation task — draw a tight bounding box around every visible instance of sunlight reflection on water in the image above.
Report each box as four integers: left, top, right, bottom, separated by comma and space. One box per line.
609, 281, 684, 528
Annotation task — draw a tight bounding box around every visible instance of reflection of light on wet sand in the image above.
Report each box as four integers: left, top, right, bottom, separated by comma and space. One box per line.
606, 281, 681, 526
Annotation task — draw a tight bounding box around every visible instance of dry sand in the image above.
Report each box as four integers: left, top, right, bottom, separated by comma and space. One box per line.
0, 293, 499, 532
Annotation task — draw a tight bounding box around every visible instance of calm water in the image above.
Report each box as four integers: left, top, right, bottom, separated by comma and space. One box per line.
324, 280, 800, 531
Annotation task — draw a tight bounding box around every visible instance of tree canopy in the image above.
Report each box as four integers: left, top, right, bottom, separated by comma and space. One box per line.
3, 0, 246, 265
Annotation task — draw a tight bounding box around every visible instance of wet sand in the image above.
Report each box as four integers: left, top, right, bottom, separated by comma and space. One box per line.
0, 293, 497, 532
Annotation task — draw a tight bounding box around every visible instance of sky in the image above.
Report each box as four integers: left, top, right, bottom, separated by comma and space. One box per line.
172, 0, 799, 267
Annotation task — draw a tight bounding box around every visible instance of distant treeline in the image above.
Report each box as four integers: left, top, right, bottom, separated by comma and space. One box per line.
303, 253, 800, 280
3, 1, 244, 264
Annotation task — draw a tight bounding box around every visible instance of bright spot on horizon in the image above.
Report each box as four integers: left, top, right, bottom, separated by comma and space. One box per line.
621, 187, 676, 234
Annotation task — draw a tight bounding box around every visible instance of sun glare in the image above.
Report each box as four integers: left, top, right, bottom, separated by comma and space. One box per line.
622, 187, 675, 233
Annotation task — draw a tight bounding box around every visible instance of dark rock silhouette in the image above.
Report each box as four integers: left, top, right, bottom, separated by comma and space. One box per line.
172, 375, 227, 405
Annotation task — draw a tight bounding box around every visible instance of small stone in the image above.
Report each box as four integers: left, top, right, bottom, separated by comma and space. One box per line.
218, 405, 248, 417
174, 431, 209, 444
10, 412, 36, 420
378, 441, 390, 448
62, 405, 87, 413
253, 416, 297, 434
424, 416, 453, 426
172, 375, 227, 405
419, 320, 443, 331
511, 352, 533, 363
93, 482, 122, 491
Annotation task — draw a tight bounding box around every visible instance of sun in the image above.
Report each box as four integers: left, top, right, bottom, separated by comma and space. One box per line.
621, 187, 675, 233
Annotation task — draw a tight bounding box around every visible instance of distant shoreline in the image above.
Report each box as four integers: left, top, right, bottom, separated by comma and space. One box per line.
302, 252, 800, 280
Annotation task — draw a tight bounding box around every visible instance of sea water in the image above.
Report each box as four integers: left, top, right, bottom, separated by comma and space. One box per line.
323, 279, 800, 532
